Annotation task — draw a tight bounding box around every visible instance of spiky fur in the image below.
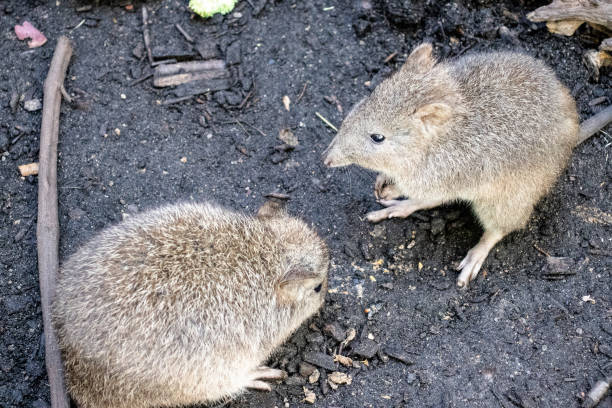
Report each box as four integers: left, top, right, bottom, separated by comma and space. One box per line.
52, 202, 328, 408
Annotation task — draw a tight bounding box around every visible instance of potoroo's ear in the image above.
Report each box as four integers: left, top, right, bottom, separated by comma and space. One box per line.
401, 43, 435, 74
276, 266, 320, 304
413, 102, 453, 137
256, 193, 290, 218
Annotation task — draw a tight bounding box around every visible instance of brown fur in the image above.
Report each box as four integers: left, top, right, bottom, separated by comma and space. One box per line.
324, 43, 580, 286
52, 201, 328, 408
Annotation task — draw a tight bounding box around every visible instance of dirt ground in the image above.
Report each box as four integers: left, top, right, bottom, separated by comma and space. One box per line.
1, 0, 611, 407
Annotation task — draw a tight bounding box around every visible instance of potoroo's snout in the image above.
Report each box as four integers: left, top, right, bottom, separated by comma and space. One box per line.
322, 140, 347, 167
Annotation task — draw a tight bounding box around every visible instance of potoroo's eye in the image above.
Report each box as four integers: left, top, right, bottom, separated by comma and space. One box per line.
370, 133, 385, 144
313, 283, 322, 293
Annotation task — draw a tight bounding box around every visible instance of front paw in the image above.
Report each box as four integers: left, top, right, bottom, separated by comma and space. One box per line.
374, 175, 401, 201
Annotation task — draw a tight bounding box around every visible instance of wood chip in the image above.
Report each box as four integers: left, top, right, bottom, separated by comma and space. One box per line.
18, 162, 39, 177
153, 60, 228, 87
283, 95, 291, 111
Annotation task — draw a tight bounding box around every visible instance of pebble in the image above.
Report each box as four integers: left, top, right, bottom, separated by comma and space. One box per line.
360, 240, 373, 260
225, 41, 241, 65
352, 339, 379, 359
303, 352, 336, 371
305, 332, 324, 345
23, 99, 42, 112
385, 346, 414, 365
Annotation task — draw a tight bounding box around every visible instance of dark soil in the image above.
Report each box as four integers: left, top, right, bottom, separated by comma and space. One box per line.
1, 0, 611, 407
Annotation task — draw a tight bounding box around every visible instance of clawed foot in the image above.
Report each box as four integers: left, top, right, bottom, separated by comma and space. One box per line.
366, 199, 417, 223
366, 198, 443, 223
456, 247, 488, 288
246, 366, 287, 392
374, 174, 402, 201
456, 230, 504, 288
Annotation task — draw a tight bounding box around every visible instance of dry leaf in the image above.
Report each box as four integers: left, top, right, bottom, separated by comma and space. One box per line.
334, 354, 353, 367
278, 128, 298, 147
328, 371, 352, 385
341, 328, 356, 348
282, 95, 291, 111
303, 387, 316, 404
308, 368, 320, 384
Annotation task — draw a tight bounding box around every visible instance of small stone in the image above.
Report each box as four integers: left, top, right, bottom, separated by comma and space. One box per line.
360, 240, 373, 260
385, 346, 414, 365
0, 132, 9, 151
370, 224, 385, 238
303, 352, 336, 371
352, 339, 379, 359
299, 362, 316, 377
343, 241, 359, 258
14, 227, 28, 242
406, 372, 417, 384
23, 99, 42, 112
306, 332, 324, 345
324, 323, 346, 343
226, 41, 241, 65
381, 282, 393, 290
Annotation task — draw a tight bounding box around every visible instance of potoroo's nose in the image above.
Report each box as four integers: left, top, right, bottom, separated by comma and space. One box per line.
322, 142, 335, 167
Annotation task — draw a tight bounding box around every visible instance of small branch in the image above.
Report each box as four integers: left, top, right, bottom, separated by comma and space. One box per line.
38, 35, 72, 408
296, 82, 308, 103
527, 0, 612, 31
142, 6, 153, 66
315, 112, 338, 132
578, 105, 612, 144
175, 23, 194, 43
533, 243, 551, 257
60, 85, 72, 103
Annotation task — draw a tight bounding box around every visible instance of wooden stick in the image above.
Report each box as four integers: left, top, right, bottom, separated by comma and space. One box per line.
142, 6, 153, 66
527, 0, 612, 31
578, 105, 612, 144
175, 23, 194, 43
315, 112, 338, 132
37, 35, 72, 408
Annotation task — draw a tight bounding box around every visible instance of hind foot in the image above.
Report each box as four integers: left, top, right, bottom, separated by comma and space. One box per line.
366, 198, 443, 223
456, 230, 504, 288
246, 367, 287, 391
